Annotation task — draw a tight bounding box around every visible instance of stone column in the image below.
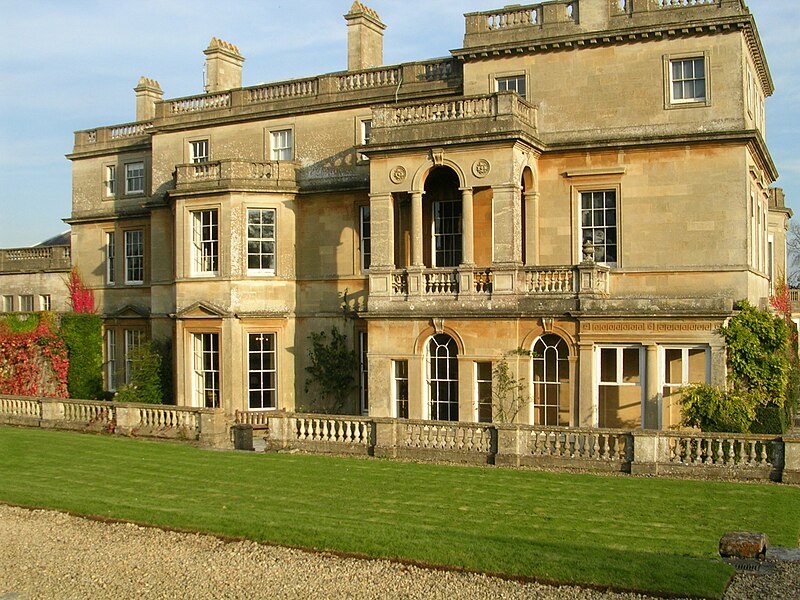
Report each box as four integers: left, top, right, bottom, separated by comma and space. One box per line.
492, 184, 523, 265
410, 191, 424, 267
408, 354, 425, 420
460, 188, 474, 266
577, 342, 595, 427
524, 191, 539, 266
370, 193, 394, 268
645, 344, 660, 430
568, 355, 579, 427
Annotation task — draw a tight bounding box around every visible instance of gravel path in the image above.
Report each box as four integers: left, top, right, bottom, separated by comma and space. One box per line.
0, 504, 797, 600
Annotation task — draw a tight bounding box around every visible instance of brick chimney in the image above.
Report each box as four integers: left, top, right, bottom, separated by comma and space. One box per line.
204, 37, 244, 93
344, 2, 386, 71
134, 77, 162, 121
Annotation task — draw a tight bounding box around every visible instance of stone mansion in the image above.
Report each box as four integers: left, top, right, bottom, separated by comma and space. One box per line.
66, 0, 789, 430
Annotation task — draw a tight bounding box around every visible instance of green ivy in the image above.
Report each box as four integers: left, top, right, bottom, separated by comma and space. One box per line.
1, 313, 42, 333
60, 313, 103, 400
303, 326, 355, 414
114, 342, 165, 404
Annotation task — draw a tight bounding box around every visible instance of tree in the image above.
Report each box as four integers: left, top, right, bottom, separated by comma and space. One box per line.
786, 221, 800, 287
485, 349, 533, 424
303, 326, 356, 414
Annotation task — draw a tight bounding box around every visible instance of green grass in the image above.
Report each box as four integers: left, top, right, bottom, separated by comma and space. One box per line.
1, 427, 798, 598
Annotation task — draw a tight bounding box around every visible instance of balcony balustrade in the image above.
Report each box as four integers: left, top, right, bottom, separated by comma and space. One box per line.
0, 246, 71, 274
370, 262, 609, 312
174, 159, 297, 192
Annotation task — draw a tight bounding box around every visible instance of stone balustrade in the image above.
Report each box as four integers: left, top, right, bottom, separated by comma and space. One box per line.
0, 396, 228, 448
174, 159, 297, 192
74, 122, 153, 148
375, 263, 609, 307
0, 245, 71, 274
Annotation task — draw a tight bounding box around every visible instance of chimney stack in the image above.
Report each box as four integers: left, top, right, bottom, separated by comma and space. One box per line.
134, 77, 162, 121
204, 37, 244, 93
344, 2, 386, 71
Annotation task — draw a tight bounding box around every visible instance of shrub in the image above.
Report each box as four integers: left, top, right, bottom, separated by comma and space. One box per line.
680, 384, 756, 433
0, 314, 68, 398
303, 326, 355, 414
749, 404, 787, 435
114, 342, 164, 404
60, 313, 103, 399
488, 349, 534, 424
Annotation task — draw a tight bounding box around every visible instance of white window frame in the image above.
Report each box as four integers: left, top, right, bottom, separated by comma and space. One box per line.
106, 231, 116, 285
125, 162, 145, 195
190, 139, 209, 164
359, 205, 371, 272
246, 208, 276, 276
358, 331, 369, 416
531, 334, 570, 427
39, 295, 51, 311
2, 295, 13, 313
124, 229, 144, 285
247, 332, 277, 411
664, 53, 710, 108
193, 332, 220, 409
579, 189, 618, 267
191, 209, 219, 276
495, 73, 527, 99
105, 165, 117, 197
475, 361, 493, 423
426, 334, 459, 422
19, 295, 34, 312
659, 346, 710, 430
124, 329, 143, 384
270, 129, 293, 161
358, 118, 372, 161
393, 359, 409, 419
106, 329, 117, 391
594, 345, 644, 429
432, 198, 463, 268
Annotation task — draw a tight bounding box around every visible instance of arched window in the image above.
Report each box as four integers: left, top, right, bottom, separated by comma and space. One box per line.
427, 333, 459, 421
531, 334, 570, 426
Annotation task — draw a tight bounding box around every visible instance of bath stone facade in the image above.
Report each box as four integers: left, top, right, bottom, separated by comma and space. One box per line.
66, 0, 789, 430
0, 232, 73, 315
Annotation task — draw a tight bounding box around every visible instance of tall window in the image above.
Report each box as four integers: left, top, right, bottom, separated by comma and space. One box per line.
359, 331, 369, 415
270, 129, 293, 161
106, 330, 117, 391
476, 362, 492, 423
662, 347, 708, 429
192, 209, 219, 275
581, 190, 617, 266
2, 296, 12, 312
359, 119, 372, 161
106, 232, 116, 285
125, 162, 144, 195
124, 329, 143, 384
670, 58, 706, 103
532, 335, 570, 426
433, 199, 462, 267
248, 333, 276, 410
428, 334, 459, 421
39, 295, 51, 311
124, 230, 144, 284
190, 140, 209, 164
597, 346, 642, 429
193, 333, 220, 408
394, 360, 409, 418
496, 74, 526, 98
359, 205, 371, 272
246, 208, 276, 274
19, 295, 34, 312
105, 165, 116, 197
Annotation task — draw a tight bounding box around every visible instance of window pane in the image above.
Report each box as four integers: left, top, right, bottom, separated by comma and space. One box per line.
600, 348, 617, 382
622, 348, 640, 383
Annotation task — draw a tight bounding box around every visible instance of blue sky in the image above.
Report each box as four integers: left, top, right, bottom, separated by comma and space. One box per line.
0, 1, 797, 248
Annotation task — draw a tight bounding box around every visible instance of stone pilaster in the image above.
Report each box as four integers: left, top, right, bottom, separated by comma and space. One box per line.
410, 191, 423, 267
460, 188, 474, 266
578, 342, 594, 427
645, 344, 660, 430
492, 183, 523, 266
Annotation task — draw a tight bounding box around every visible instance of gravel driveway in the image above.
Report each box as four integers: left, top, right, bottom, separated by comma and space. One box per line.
0, 504, 797, 600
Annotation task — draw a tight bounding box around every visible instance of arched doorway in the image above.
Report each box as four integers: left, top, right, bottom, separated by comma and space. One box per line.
423, 167, 462, 268
531, 334, 570, 425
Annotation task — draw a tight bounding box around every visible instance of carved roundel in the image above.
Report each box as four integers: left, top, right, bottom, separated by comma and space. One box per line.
389, 165, 407, 184
472, 159, 491, 178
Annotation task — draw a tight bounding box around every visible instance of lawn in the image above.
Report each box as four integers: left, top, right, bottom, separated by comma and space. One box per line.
1, 427, 798, 598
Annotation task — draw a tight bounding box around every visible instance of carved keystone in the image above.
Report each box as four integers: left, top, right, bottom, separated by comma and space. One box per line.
719, 532, 769, 559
